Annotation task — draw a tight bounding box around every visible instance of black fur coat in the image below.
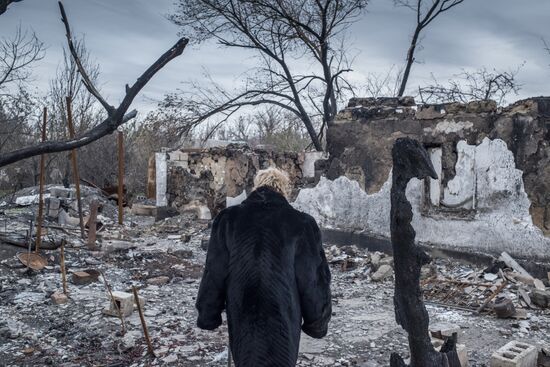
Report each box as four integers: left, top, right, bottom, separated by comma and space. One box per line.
196, 186, 332, 367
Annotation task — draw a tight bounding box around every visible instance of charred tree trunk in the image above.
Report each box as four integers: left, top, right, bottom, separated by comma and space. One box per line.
390, 138, 461, 367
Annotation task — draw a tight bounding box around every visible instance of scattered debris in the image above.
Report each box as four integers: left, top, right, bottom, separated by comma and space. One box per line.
530, 290, 550, 308
1, 188, 549, 366
499, 252, 534, 283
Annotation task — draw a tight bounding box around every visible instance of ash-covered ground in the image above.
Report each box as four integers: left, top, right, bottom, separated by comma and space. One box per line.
1, 210, 549, 367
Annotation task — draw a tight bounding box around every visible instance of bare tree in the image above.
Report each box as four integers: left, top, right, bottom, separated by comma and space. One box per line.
417, 66, 522, 105
0, 24, 45, 91
0, 2, 189, 168
43, 38, 110, 186
216, 107, 311, 151
169, 0, 367, 151
0, 24, 44, 188
362, 65, 403, 98
395, 0, 464, 97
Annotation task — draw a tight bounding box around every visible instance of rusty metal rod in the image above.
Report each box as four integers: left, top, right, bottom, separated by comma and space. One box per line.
35, 107, 47, 253
60, 239, 68, 294
132, 286, 154, 356
117, 130, 124, 225
65, 96, 85, 239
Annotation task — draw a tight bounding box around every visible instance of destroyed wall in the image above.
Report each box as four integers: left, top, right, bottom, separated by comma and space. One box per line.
154, 144, 324, 216
295, 97, 550, 261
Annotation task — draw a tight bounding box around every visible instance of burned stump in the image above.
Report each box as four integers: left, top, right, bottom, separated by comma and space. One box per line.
390, 138, 461, 367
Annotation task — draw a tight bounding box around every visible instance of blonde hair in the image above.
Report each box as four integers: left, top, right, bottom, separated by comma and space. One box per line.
253, 167, 291, 198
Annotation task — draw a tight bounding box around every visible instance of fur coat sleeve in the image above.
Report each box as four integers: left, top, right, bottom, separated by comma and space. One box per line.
295, 215, 332, 338
196, 211, 229, 330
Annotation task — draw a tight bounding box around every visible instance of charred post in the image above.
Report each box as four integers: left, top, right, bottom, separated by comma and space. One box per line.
390, 137, 461, 367
66, 96, 86, 239
117, 130, 124, 225
35, 107, 47, 253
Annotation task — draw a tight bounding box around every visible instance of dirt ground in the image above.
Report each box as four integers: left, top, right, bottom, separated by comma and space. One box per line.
1, 211, 549, 367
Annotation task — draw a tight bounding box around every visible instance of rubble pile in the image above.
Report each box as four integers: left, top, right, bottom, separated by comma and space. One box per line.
0, 190, 549, 366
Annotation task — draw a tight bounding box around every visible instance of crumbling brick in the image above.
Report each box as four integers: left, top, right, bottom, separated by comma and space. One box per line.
50, 291, 68, 305
71, 271, 96, 285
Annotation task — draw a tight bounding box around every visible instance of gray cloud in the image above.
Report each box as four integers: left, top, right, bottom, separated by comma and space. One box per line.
0, 0, 548, 114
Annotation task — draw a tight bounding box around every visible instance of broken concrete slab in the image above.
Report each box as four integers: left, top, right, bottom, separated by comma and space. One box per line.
490, 341, 537, 367
371, 264, 393, 282
103, 290, 145, 318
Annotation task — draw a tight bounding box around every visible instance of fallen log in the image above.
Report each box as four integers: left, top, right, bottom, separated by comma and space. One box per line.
0, 234, 62, 250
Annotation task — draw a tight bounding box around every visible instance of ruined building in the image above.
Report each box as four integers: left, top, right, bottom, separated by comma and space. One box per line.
295, 97, 550, 262
149, 144, 325, 218
152, 97, 549, 262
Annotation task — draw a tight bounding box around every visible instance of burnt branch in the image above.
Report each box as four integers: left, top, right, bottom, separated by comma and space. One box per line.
0, 0, 21, 15
58, 2, 113, 113
169, 0, 366, 151
0, 3, 189, 168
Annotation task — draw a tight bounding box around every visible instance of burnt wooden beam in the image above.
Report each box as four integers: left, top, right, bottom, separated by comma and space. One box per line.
390, 137, 461, 367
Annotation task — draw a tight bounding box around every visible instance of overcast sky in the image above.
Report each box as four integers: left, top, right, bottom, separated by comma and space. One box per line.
1, 0, 549, 116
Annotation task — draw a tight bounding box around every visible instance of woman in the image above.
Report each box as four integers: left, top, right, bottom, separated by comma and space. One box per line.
196, 167, 332, 367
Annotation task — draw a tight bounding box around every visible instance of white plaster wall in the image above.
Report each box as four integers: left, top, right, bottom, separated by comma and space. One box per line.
442, 141, 475, 209
155, 153, 167, 207
294, 138, 550, 260
303, 152, 328, 178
